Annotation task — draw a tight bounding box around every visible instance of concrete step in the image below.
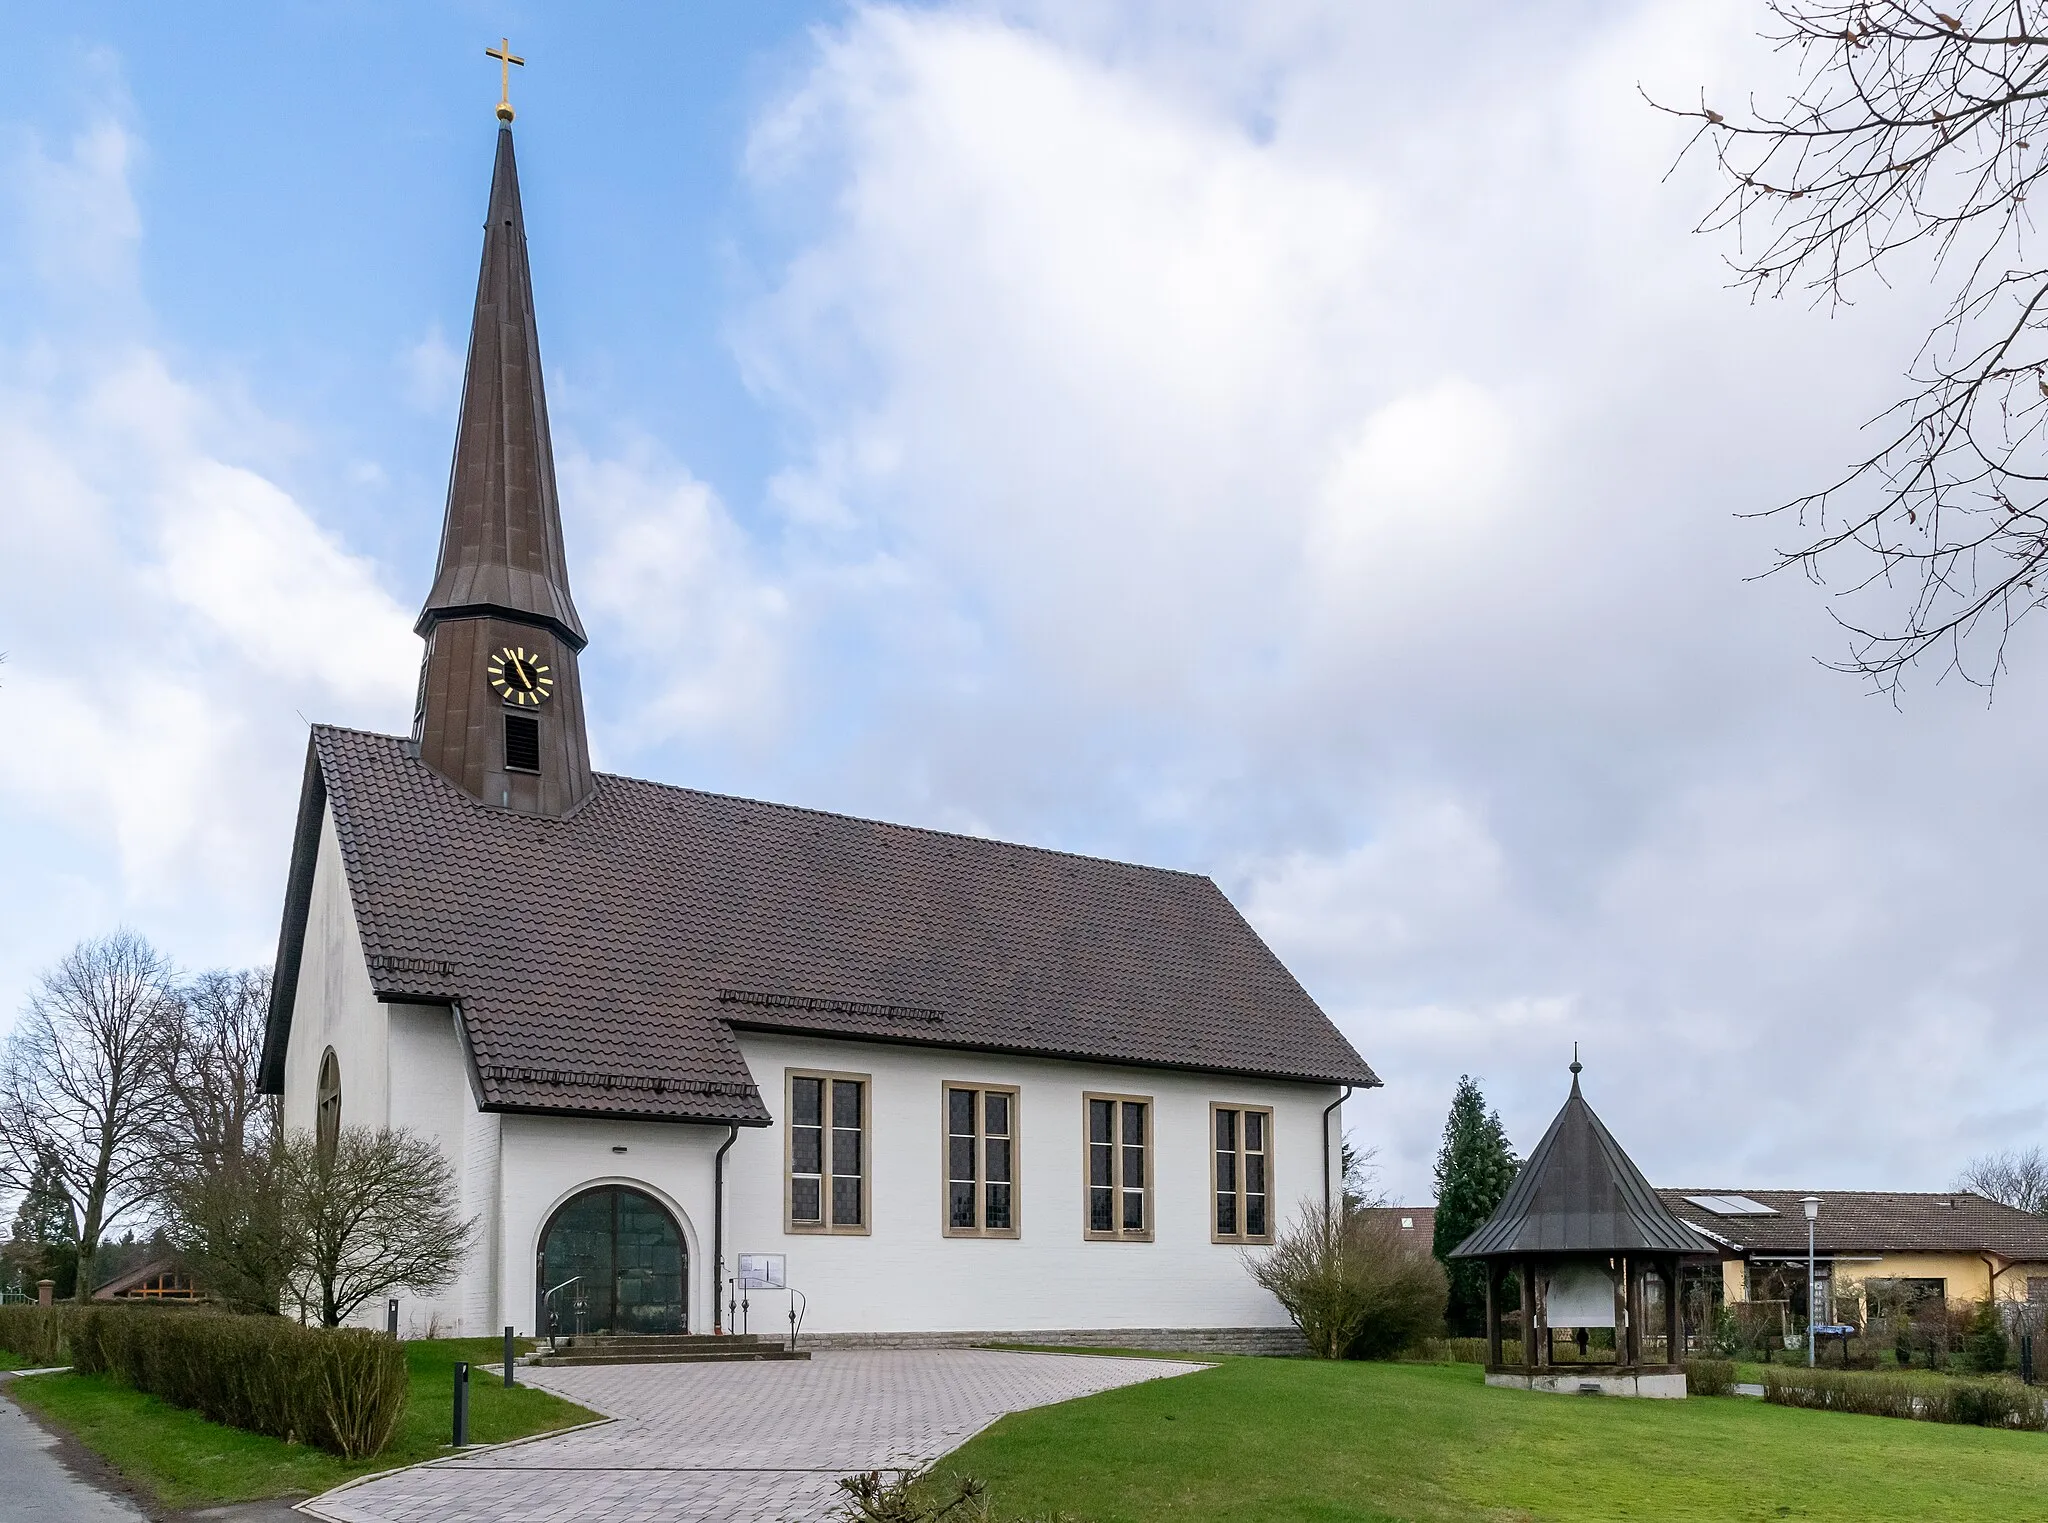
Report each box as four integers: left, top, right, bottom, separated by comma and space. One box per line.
547, 1334, 777, 1352
535, 1346, 811, 1366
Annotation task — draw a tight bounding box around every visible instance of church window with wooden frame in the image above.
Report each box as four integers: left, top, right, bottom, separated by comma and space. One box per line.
787, 1070, 869, 1234
316, 1048, 342, 1160
943, 1084, 1019, 1238
1211, 1103, 1273, 1243
1084, 1093, 1152, 1241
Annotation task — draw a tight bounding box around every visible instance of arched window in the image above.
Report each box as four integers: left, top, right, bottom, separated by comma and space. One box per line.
316, 1048, 342, 1159
537, 1185, 687, 1335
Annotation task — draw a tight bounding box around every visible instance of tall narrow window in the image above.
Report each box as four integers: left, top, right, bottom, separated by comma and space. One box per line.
505, 713, 541, 772
316, 1048, 342, 1161
1084, 1093, 1151, 1241
943, 1084, 1019, 1238
787, 1070, 869, 1233
1212, 1104, 1273, 1244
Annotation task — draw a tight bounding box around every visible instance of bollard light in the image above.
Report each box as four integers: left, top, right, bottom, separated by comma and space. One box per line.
504, 1324, 516, 1388
452, 1361, 470, 1447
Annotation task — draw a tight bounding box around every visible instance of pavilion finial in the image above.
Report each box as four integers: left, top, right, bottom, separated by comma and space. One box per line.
1569, 1042, 1582, 1078
487, 37, 525, 122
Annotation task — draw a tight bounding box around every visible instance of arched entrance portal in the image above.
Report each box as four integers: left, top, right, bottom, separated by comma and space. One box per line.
537, 1185, 687, 1336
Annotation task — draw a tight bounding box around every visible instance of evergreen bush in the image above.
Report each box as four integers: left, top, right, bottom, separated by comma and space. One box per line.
0, 1304, 71, 1364
1961, 1299, 2011, 1374
1762, 1367, 2046, 1430
67, 1305, 406, 1458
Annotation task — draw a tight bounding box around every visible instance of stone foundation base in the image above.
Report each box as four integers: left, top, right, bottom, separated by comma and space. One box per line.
791, 1327, 1307, 1357
1486, 1369, 1688, 1398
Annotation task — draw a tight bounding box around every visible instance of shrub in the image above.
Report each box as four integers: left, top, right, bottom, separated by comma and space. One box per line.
1961, 1299, 2011, 1374
1247, 1202, 1447, 1360
0, 1305, 71, 1364
1403, 1337, 1490, 1365
1761, 1368, 2047, 1430
1685, 1358, 1736, 1397
68, 1305, 406, 1458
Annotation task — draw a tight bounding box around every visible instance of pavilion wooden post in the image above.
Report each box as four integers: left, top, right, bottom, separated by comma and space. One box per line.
1665, 1257, 1683, 1366
1612, 1259, 1628, 1365
1485, 1263, 1501, 1367
1520, 1258, 1537, 1370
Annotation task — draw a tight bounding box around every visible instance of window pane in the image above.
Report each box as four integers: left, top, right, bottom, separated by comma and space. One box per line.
832, 1175, 863, 1226
792, 1177, 821, 1222
950, 1181, 976, 1229
1217, 1192, 1237, 1235
1246, 1110, 1265, 1150
1090, 1187, 1114, 1232
949, 1135, 975, 1182
1246, 1155, 1266, 1195
1216, 1109, 1236, 1149
833, 1079, 863, 1129
1090, 1142, 1112, 1188
1217, 1151, 1236, 1192
1247, 1194, 1267, 1237
1122, 1145, 1145, 1190
1089, 1098, 1113, 1144
949, 1088, 975, 1136
1122, 1102, 1146, 1147
793, 1126, 822, 1175
985, 1137, 1011, 1184
1123, 1189, 1145, 1232
793, 1076, 822, 1127
984, 1091, 1010, 1137
833, 1126, 862, 1176
988, 1181, 1012, 1231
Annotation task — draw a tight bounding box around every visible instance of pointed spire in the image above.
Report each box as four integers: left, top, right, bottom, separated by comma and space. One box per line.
417, 124, 587, 651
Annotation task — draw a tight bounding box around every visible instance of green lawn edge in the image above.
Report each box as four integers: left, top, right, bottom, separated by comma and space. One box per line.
932, 1357, 2048, 1523
5, 1337, 595, 1510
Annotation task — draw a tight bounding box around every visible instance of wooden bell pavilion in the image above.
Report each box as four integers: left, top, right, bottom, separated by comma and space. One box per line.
1451, 1059, 1714, 1397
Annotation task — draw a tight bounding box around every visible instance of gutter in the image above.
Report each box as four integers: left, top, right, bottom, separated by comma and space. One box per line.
1322, 1086, 1353, 1216
712, 1125, 739, 1333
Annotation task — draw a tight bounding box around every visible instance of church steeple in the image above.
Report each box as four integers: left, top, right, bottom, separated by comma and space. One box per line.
412, 121, 594, 816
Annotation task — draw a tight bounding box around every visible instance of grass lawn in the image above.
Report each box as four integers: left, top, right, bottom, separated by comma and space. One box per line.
5, 1337, 594, 1511
939, 1357, 2048, 1522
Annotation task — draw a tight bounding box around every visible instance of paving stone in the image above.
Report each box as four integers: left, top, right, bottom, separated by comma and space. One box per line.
301, 1349, 1203, 1523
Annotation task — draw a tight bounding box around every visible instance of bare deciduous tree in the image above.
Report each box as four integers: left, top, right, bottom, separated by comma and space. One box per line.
283, 1126, 474, 1327
1665, 2, 2048, 689
163, 967, 276, 1169
1957, 1145, 2048, 1211
0, 931, 177, 1301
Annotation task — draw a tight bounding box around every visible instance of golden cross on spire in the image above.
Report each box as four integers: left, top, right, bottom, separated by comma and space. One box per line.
486, 37, 524, 122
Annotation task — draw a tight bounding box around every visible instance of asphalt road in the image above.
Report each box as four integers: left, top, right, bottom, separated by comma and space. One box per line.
0, 1370, 147, 1523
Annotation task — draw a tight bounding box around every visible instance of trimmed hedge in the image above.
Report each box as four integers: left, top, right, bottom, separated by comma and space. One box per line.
1762, 1367, 2047, 1430
68, 1306, 408, 1459
0, 1304, 71, 1365
1684, 1358, 1736, 1396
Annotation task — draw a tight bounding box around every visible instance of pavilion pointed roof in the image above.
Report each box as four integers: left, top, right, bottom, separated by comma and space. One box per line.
417, 124, 587, 650
1451, 1064, 1714, 1259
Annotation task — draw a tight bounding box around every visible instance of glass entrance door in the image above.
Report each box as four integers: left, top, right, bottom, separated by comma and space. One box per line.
538, 1185, 686, 1335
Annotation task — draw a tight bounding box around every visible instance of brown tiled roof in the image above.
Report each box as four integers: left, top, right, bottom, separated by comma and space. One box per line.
1365, 1206, 1438, 1243
260, 727, 1379, 1124
1658, 1189, 2048, 1260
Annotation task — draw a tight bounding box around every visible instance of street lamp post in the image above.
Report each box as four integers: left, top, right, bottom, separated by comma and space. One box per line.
1801, 1196, 1822, 1369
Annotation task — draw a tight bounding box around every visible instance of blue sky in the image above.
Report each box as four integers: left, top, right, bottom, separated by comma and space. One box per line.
6, 0, 2047, 1203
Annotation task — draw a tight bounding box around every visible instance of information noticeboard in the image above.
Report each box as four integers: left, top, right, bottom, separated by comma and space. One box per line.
737, 1253, 786, 1290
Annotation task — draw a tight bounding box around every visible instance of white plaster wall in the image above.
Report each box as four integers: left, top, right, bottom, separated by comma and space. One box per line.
497, 1114, 721, 1335
719, 1033, 1340, 1335
385, 1003, 485, 1337
280, 805, 390, 1137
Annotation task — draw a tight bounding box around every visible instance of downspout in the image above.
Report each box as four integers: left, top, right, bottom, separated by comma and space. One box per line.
712, 1125, 739, 1333
1322, 1086, 1354, 1216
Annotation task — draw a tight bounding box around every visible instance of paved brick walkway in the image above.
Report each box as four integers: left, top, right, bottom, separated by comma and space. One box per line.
302, 1349, 1204, 1523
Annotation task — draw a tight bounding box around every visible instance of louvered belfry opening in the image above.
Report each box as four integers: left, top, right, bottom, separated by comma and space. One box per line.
1449, 1061, 1717, 1397
505, 713, 541, 773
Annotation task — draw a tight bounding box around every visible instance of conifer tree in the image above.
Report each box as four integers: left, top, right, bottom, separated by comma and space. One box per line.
1431, 1075, 1518, 1336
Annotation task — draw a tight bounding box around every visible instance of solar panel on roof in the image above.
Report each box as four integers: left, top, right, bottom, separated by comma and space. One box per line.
1682, 1193, 1780, 1217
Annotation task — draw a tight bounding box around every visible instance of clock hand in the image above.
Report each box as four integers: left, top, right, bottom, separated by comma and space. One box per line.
509, 657, 536, 691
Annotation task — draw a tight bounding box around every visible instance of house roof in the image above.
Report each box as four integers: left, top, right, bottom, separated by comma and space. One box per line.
260, 726, 1380, 1124
1657, 1189, 2048, 1262
1452, 1067, 1715, 1259
93, 1256, 193, 1300
1366, 1205, 1437, 1243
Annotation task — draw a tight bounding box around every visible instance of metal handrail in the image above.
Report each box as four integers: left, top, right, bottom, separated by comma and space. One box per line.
542, 1276, 582, 1352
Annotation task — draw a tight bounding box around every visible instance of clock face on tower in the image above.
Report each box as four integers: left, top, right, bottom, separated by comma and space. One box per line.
487, 646, 555, 706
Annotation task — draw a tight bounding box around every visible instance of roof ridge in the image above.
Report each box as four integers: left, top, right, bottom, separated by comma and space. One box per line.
309, 723, 1214, 883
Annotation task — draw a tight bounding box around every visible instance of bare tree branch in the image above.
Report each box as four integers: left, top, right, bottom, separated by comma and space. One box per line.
1956, 1145, 2048, 1210
1657, 1, 2048, 691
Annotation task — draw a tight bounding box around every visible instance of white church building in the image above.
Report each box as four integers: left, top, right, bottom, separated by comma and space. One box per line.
258, 120, 1380, 1350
